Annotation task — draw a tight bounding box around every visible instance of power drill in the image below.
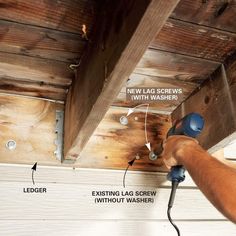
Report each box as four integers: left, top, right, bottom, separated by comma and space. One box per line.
166, 112, 204, 183
159, 113, 204, 236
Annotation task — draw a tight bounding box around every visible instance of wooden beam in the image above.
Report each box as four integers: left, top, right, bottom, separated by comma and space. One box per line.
0, 52, 73, 101
0, 20, 84, 62
0, 52, 73, 86
64, 0, 180, 161
171, 0, 236, 33
172, 53, 236, 153
0, 79, 66, 101
150, 18, 236, 62
134, 49, 219, 83
0, 0, 96, 34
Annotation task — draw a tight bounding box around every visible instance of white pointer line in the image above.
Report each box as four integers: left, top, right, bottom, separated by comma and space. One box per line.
145, 104, 149, 144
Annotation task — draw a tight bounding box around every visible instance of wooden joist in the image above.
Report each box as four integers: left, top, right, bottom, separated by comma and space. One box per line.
0, 1, 97, 101
0, 52, 73, 101
171, 0, 236, 33
64, 0, 180, 161
0, 79, 67, 101
172, 53, 236, 153
0, 0, 96, 34
134, 49, 220, 83
151, 18, 236, 62
0, 52, 73, 86
0, 20, 84, 62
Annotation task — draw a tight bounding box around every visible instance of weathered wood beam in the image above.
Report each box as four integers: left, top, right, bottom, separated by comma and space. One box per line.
0, 52, 72, 101
0, 0, 96, 34
150, 18, 236, 62
114, 49, 219, 114
134, 49, 219, 83
0, 20, 84, 62
0, 79, 66, 101
171, 0, 236, 33
64, 0, 180, 161
0, 52, 73, 86
172, 53, 236, 153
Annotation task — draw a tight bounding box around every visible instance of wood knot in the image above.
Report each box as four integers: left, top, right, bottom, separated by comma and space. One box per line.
204, 95, 210, 104
215, 2, 229, 17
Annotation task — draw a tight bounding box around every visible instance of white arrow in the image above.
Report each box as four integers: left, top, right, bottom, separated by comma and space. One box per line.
144, 104, 151, 151
126, 104, 151, 151
127, 108, 134, 116
126, 103, 149, 117
145, 142, 151, 151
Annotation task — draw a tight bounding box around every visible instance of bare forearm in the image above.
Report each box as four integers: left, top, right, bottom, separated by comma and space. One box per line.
177, 144, 236, 223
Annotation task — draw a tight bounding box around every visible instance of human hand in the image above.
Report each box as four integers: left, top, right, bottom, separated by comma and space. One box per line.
161, 135, 199, 169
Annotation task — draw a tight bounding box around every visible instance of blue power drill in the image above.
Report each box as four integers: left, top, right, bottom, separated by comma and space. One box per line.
164, 113, 204, 236
167, 112, 204, 183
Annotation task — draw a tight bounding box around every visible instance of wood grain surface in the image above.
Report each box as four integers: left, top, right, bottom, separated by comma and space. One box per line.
64, 0, 180, 161
79, 107, 171, 171
0, 0, 97, 100
151, 18, 236, 62
172, 54, 236, 152
0, 20, 85, 62
134, 49, 220, 84
0, 95, 171, 172
0, 52, 73, 100
0, 0, 96, 34
0, 94, 63, 165
0, 79, 67, 101
172, 0, 236, 33
0, 52, 73, 86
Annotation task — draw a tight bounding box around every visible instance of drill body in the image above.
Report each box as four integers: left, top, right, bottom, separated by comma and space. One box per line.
167, 113, 204, 183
